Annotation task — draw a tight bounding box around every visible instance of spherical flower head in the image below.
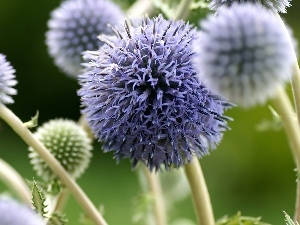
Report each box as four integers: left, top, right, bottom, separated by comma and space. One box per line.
29, 119, 93, 181
208, 0, 291, 13
78, 15, 233, 171
0, 54, 17, 104
0, 198, 44, 225
194, 3, 295, 107
46, 0, 125, 78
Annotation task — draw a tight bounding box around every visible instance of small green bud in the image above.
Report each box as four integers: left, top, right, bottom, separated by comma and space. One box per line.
29, 119, 93, 182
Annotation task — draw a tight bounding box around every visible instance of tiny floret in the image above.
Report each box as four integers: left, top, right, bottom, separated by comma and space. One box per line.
194, 3, 295, 107
29, 119, 93, 181
208, 0, 291, 13
0, 54, 17, 104
78, 15, 233, 171
0, 198, 44, 225
46, 0, 125, 77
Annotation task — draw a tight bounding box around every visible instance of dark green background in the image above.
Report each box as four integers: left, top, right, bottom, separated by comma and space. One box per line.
0, 0, 300, 224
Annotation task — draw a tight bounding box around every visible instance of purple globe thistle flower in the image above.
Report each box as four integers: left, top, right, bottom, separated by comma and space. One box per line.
0, 54, 17, 104
0, 198, 44, 225
78, 15, 233, 171
46, 0, 125, 78
193, 3, 295, 107
208, 0, 291, 13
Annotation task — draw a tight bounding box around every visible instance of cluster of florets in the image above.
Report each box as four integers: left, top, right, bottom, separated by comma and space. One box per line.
194, 3, 295, 107
0, 198, 44, 225
0, 54, 17, 104
46, 0, 124, 77
208, 0, 291, 13
78, 15, 233, 170
29, 119, 93, 181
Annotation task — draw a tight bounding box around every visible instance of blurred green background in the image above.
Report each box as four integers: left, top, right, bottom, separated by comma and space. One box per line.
0, 0, 300, 224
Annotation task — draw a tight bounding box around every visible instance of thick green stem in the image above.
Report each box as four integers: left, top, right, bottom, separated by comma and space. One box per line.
142, 165, 167, 225
184, 157, 215, 225
0, 104, 108, 225
0, 158, 31, 205
173, 0, 193, 20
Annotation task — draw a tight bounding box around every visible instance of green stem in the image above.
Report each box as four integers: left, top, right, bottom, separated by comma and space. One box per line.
184, 157, 215, 225
275, 13, 300, 222
0, 157, 31, 205
127, 0, 155, 17
0, 104, 108, 225
272, 87, 300, 223
142, 165, 167, 225
173, 0, 194, 20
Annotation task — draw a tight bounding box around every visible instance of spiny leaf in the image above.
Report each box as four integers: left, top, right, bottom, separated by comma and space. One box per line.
217, 212, 270, 225
284, 212, 299, 225
24, 111, 39, 128
31, 178, 48, 217
48, 212, 68, 225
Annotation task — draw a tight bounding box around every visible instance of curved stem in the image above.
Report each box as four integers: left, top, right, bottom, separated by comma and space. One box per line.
272, 87, 300, 224
173, 0, 194, 20
275, 13, 300, 222
142, 165, 167, 225
0, 157, 31, 205
272, 87, 300, 165
184, 157, 215, 225
0, 104, 108, 225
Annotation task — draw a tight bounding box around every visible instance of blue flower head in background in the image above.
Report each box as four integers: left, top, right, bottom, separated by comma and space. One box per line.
0, 54, 17, 105
46, 0, 125, 78
0, 198, 44, 225
193, 3, 295, 107
78, 15, 233, 171
208, 0, 291, 13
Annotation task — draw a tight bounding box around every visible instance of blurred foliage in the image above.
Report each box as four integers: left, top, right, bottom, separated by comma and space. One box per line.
217, 212, 270, 225
0, 0, 300, 224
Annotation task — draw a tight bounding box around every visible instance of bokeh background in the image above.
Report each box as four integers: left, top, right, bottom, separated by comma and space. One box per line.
0, 0, 300, 224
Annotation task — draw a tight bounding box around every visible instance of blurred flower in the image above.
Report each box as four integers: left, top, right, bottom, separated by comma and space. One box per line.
0, 198, 44, 225
0, 54, 17, 104
78, 15, 233, 171
208, 0, 291, 13
46, 0, 125, 78
193, 3, 295, 107
29, 119, 92, 181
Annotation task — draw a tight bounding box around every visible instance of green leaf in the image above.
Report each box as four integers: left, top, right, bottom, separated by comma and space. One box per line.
216, 212, 270, 225
284, 212, 299, 225
24, 111, 39, 128
31, 178, 48, 217
48, 212, 68, 225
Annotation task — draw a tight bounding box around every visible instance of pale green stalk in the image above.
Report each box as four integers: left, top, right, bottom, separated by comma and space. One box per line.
272, 87, 300, 223
175, 1, 215, 224
173, 0, 194, 20
141, 165, 167, 225
184, 157, 214, 225
276, 13, 300, 222
0, 104, 108, 225
127, 0, 155, 17
0, 158, 31, 205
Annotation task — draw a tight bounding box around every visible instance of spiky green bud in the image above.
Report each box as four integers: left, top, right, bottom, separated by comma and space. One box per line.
29, 119, 92, 182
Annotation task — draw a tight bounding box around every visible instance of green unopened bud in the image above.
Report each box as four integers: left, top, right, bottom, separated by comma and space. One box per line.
29, 119, 92, 182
